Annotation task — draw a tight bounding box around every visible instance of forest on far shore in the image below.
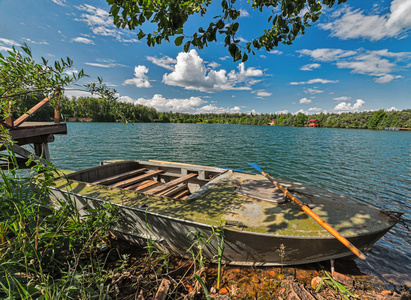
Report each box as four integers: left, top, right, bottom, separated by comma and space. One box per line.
12, 95, 411, 130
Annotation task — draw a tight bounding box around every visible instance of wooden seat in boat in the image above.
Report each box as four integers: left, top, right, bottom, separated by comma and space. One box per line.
92, 168, 147, 185
145, 173, 197, 195
124, 180, 162, 191
111, 170, 164, 188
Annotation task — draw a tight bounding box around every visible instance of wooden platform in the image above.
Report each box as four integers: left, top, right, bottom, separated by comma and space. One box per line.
10, 122, 67, 144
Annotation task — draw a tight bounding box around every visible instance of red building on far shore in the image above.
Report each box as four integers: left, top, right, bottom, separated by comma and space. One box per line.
309, 119, 319, 127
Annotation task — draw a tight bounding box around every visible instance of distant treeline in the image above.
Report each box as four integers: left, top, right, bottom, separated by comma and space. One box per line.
15, 96, 411, 130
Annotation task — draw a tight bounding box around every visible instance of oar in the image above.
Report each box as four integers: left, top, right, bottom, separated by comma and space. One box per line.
248, 163, 366, 261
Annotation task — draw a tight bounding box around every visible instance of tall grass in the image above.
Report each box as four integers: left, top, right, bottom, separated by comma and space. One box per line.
0, 147, 120, 299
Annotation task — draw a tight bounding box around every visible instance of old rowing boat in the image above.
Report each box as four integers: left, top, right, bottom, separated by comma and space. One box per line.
49, 159, 399, 266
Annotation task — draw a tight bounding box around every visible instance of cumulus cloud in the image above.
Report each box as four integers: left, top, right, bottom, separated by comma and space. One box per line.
276, 110, 289, 114
71, 37, 95, 44
386, 106, 399, 111
194, 104, 242, 114
146, 55, 176, 71
299, 97, 312, 104
290, 78, 338, 85
300, 63, 321, 71
334, 99, 365, 112
123, 65, 152, 88
319, 0, 411, 41
299, 48, 411, 84
162, 50, 264, 92
207, 61, 221, 69
119, 94, 242, 114
120, 94, 206, 112
333, 96, 352, 101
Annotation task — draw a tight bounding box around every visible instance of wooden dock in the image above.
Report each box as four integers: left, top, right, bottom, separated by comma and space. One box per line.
1, 93, 67, 168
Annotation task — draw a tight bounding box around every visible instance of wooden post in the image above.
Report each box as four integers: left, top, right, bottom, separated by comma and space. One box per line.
54, 102, 61, 124
5, 99, 13, 127
34, 143, 51, 162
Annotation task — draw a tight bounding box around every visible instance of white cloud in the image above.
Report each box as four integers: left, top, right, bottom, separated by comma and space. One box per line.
51, 0, 66, 5
85, 61, 126, 68
74, 4, 138, 43
208, 61, 221, 69
276, 110, 289, 114
146, 55, 176, 71
374, 74, 402, 83
299, 48, 411, 83
64, 68, 78, 76
256, 91, 272, 97
0, 37, 19, 51
269, 50, 283, 55
290, 78, 338, 85
162, 50, 263, 92
71, 37, 95, 44
123, 65, 152, 88
319, 0, 411, 41
0, 46, 12, 51
194, 104, 242, 114
305, 88, 323, 94
334, 99, 365, 112
239, 9, 250, 17
22, 38, 49, 45
300, 63, 321, 71
386, 106, 399, 111
299, 97, 312, 104
298, 48, 357, 62
120, 94, 206, 112
333, 96, 352, 101
220, 56, 230, 61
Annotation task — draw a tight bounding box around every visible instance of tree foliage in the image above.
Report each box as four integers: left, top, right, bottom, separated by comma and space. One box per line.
0, 45, 121, 140
106, 0, 347, 61
53, 96, 411, 130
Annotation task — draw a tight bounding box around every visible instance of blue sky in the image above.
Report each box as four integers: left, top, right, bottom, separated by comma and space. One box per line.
1, 0, 411, 115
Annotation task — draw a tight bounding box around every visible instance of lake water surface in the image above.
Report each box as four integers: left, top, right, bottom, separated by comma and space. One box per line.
49, 123, 411, 286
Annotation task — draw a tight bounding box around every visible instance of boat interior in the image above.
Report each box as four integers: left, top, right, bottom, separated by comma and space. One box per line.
66, 160, 228, 200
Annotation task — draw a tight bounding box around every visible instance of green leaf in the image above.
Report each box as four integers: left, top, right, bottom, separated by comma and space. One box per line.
174, 36, 184, 46
184, 41, 191, 52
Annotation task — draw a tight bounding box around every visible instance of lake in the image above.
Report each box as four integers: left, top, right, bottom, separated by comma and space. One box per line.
49, 122, 411, 286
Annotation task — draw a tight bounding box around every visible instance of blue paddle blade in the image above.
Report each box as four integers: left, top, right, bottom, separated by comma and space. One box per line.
248, 162, 263, 173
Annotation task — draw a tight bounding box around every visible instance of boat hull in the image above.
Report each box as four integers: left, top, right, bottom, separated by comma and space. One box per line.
50, 187, 396, 266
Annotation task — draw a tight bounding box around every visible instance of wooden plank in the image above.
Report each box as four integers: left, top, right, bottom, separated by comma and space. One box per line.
123, 179, 151, 190
160, 184, 188, 197
14, 93, 57, 127
111, 170, 163, 188
128, 180, 161, 191
136, 181, 163, 191
92, 168, 147, 185
145, 173, 197, 195
173, 189, 190, 199
10, 123, 67, 140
